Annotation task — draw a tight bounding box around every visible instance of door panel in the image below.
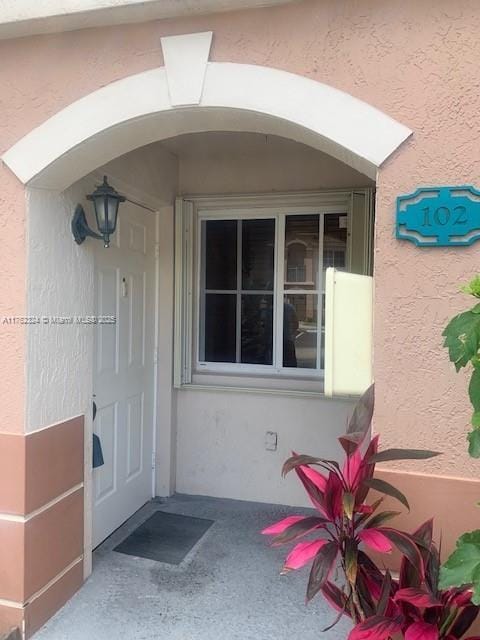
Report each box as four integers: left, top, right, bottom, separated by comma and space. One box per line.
94, 402, 118, 503
97, 267, 119, 375
93, 201, 156, 548
126, 392, 144, 481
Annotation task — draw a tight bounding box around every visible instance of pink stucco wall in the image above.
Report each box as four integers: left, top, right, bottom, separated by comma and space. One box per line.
0, 0, 479, 476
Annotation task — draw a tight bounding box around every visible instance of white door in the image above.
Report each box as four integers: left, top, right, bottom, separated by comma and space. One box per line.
92, 201, 156, 548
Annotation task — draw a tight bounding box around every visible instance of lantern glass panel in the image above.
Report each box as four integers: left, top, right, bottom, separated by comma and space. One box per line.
106, 196, 119, 233
94, 196, 106, 232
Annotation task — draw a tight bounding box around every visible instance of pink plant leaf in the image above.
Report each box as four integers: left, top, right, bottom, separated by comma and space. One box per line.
343, 447, 363, 489
445, 586, 474, 607
449, 604, 480, 638
357, 504, 374, 515
294, 465, 327, 515
282, 539, 328, 572
321, 581, 350, 616
405, 621, 439, 640
348, 614, 403, 640
300, 464, 328, 492
355, 435, 380, 505
358, 528, 393, 553
394, 586, 441, 608
261, 515, 306, 535
271, 516, 328, 546
324, 472, 343, 521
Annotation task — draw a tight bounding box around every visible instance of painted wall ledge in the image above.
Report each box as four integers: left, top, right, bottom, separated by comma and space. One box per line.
0, 0, 297, 40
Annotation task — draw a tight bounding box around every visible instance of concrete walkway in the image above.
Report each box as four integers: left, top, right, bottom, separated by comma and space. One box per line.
35, 495, 351, 639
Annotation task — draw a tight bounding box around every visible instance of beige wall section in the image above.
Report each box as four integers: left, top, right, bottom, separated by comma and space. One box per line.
164, 132, 373, 195
26, 180, 96, 433
0, 170, 26, 435
155, 205, 177, 497
176, 390, 353, 506
99, 143, 179, 208
25, 177, 97, 583
371, 470, 480, 564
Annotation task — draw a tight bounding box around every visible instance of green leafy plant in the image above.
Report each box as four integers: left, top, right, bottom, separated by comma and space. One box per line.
440, 531, 480, 605
442, 275, 480, 457
440, 276, 480, 615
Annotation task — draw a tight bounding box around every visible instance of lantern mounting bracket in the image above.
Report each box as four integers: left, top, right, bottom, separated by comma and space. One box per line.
71, 204, 103, 245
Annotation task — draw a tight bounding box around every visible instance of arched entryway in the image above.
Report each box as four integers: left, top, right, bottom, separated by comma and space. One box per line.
2, 31, 410, 190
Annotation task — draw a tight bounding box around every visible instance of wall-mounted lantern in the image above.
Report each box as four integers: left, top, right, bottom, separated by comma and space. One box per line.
72, 176, 126, 248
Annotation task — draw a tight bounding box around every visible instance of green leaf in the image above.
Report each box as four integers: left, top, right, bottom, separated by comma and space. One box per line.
472, 412, 480, 427
345, 539, 358, 585
306, 541, 338, 602
440, 530, 480, 604
368, 448, 441, 464
379, 528, 425, 579
377, 570, 392, 616
343, 492, 355, 520
469, 367, 480, 414
472, 564, 480, 605
442, 309, 480, 371
468, 428, 480, 458
346, 384, 374, 434
461, 275, 480, 298
282, 454, 340, 477
362, 477, 410, 511
364, 510, 401, 530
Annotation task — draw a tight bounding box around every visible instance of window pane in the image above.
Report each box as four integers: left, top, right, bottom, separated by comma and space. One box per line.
283, 294, 318, 369
241, 294, 273, 365
242, 219, 275, 290
284, 215, 319, 290
203, 294, 236, 362
204, 219, 237, 290
323, 214, 348, 271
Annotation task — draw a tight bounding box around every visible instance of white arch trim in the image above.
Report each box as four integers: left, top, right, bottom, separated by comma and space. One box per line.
2, 62, 412, 189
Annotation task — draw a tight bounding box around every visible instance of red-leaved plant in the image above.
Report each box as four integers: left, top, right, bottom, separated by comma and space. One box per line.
262, 386, 480, 639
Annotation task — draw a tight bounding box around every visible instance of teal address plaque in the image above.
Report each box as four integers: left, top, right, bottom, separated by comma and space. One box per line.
396, 185, 480, 247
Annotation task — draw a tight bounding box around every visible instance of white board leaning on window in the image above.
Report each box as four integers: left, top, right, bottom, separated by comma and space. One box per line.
174, 191, 374, 397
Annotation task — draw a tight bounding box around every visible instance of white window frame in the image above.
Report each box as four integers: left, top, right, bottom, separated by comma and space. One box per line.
174, 190, 373, 392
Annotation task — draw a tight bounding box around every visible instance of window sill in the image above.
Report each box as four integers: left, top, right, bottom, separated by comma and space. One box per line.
179, 383, 358, 401
177, 371, 359, 400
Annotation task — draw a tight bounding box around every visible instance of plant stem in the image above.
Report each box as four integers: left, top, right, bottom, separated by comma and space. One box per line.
346, 584, 358, 623
351, 586, 366, 622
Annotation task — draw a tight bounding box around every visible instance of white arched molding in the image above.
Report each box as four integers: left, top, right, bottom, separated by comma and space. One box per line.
2, 63, 411, 190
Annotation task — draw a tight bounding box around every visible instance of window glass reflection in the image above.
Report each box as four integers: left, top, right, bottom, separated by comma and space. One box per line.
284, 215, 319, 291
241, 294, 273, 365
283, 294, 318, 369
204, 219, 237, 290
242, 219, 275, 290
203, 293, 236, 362
323, 214, 348, 271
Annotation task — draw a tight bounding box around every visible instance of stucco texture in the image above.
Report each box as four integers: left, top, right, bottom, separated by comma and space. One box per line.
0, 0, 479, 482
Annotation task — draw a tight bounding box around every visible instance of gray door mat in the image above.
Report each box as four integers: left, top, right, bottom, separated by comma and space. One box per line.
114, 511, 214, 564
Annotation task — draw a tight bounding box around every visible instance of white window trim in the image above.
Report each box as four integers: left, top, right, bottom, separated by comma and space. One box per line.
174, 189, 373, 393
